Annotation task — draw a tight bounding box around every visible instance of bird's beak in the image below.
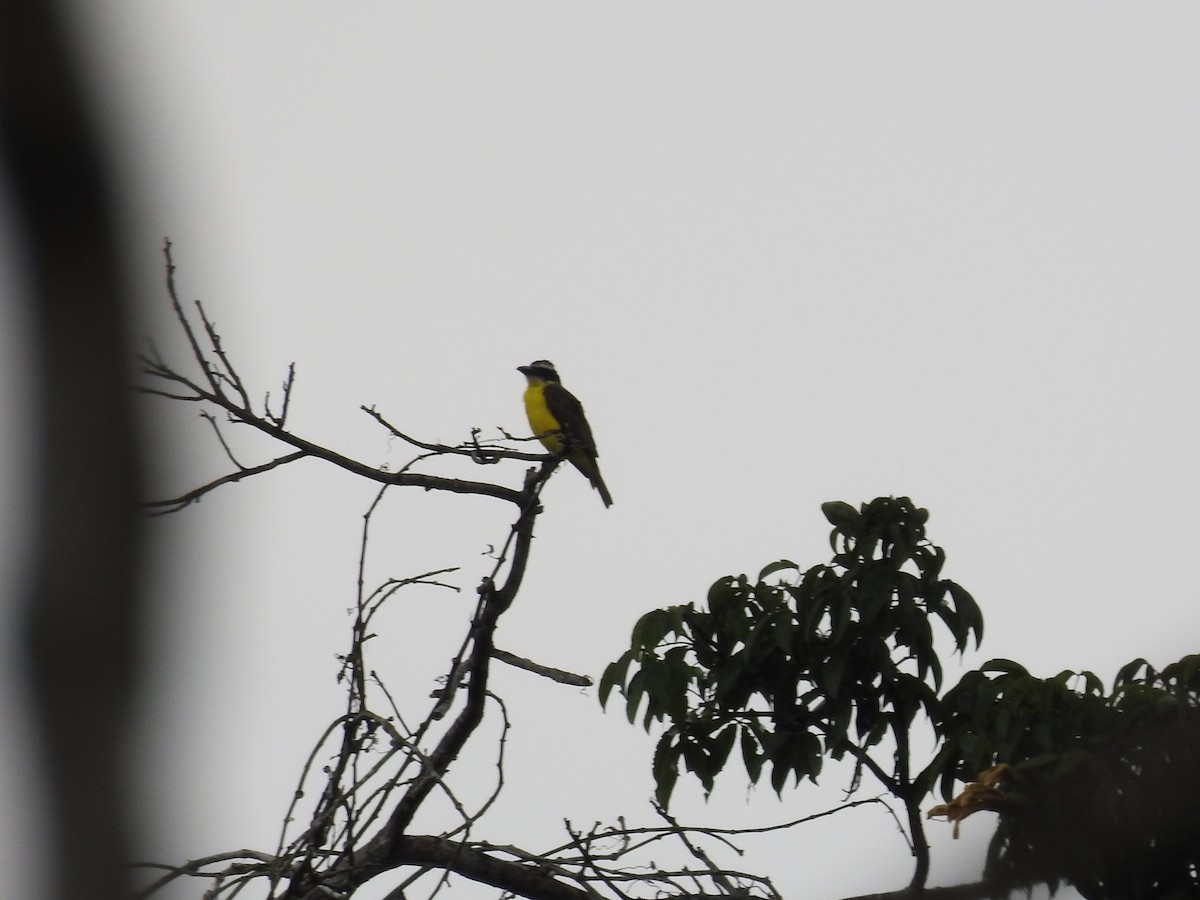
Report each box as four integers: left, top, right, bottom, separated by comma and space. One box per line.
517, 366, 531, 375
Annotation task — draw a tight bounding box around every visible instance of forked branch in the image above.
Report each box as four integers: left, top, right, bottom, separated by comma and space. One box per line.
139, 241, 539, 512
135, 248, 878, 900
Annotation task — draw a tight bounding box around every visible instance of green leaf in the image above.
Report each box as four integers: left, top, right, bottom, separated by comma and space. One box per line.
682, 736, 712, 790
624, 668, 647, 726
981, 658, 1028, 677
822, 500, 861, 537
899, 601, 934, 660
824, 700, 852, 751
796, 731, 823, 783
652, 733, 680, 808
1050, 668, 1076, 687
769, 751, 792, 794
946, 581, 984, 649
803, 577, 833, 635
654, 646, 693, 721
631, 608, 673, 650
926, 647, 944, 691
711, 725, 738, 776
1115, 657, 1153, 687
892, 671, 941, 723
821, 648, 849, 699
758, 728, 790, 759
741, 728, 764, 784
707, 576, 741, 615
759, 559, 798, 581
743, 615, 775, 671
854, 699, 878, 742
598, 653, 633, 708
863, 714, 890, 749
713, 662, 753, 710
829, 592, 854, 644
917, 544, 946, 581
772, 609, 795, 653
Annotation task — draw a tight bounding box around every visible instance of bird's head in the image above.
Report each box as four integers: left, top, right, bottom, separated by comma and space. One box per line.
517, 360, 560, 384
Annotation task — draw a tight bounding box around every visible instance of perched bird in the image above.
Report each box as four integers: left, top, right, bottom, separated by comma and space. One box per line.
518, 360, 613, 507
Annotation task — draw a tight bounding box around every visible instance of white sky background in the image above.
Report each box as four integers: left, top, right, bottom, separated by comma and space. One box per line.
1, 3, 1199, 899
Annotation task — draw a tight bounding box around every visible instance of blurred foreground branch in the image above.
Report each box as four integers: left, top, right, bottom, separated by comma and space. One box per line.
0, 3, 146, 900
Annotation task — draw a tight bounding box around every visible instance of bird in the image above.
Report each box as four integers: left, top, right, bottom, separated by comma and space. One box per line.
518, 359, 613, 507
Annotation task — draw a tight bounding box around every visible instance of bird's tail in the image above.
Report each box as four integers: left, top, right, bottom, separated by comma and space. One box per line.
591, 472, 614, 508
570, 452, 613, 507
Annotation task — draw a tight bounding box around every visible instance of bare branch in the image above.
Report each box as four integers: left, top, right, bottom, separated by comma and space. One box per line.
195, 299, 252, 410
142, 450, 306, 515
143, 261, 532, 511
133, 849, 283, 899
493, 649, 593, 687
265, 362, 296, 429
161, 241, 223, 395
653, 803, 741, 894
362, 405, 544, 463
838, 883, 1002, 900
380, 835, 596, 900
201, 410, 247, 469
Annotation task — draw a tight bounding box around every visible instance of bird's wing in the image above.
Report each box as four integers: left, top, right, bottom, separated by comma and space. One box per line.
543, 383, 599, 457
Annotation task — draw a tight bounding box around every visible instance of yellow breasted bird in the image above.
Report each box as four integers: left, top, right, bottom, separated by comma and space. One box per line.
518, 360, 613, 507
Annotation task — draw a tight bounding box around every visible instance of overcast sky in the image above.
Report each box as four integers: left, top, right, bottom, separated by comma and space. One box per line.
2, 4, 1199, 899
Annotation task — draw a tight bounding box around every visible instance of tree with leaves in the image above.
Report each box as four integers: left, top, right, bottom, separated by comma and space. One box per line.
602, 496, 1200, 900
602, 497, 984, 893
136, 248, 1198, 900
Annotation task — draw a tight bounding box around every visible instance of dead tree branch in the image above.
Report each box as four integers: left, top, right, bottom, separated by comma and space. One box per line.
139, 242, 535, 512
135, 261, 914, 900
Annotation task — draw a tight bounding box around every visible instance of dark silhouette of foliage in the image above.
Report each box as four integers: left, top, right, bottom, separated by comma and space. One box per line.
937, 656, 1200, 899
1, 3, 147, 899
603, 497, 1200, 899
601, 497, 984, 889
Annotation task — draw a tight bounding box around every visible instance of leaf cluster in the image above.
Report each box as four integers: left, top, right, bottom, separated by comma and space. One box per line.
601, 494, 1200, 898
936, 655, 1200, 898
600, 497, 983, 807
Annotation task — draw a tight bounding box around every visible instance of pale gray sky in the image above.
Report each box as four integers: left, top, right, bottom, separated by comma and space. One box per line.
2, 4, 1199, 899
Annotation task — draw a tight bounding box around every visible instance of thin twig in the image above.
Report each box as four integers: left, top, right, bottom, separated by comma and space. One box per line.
142, 451, 306, 515
492, 649, 593, 687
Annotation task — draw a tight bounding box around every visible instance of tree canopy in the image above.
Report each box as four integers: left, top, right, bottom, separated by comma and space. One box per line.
602, 497, 1200, 899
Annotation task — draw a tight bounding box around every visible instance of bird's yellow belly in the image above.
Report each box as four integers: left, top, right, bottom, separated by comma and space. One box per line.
524, 384, 565, 452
